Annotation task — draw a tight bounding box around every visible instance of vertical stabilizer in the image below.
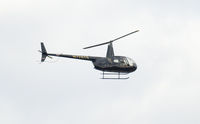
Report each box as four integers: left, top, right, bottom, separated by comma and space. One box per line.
40, 42, 48, 62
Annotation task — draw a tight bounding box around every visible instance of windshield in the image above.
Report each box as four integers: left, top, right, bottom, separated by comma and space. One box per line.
126, 57, 134, 66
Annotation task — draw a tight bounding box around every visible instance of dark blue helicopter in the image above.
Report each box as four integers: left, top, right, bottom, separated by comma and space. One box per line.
39, 30, 139, 79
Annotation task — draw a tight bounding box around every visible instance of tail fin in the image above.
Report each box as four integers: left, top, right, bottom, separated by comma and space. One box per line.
40, 42, 48, 62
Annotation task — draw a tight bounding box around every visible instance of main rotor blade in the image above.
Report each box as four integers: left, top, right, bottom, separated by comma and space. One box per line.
83, 30, 139, 49
110, 30, 139, 42
83, 41, 111, 49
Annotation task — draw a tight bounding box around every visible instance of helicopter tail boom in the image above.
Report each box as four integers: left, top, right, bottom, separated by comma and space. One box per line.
39, 42, 97, 62
47, 53, 96, 61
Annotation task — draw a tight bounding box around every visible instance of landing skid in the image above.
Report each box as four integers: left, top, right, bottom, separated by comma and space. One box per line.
101, 71, 129, 79
101, 77, 129, 80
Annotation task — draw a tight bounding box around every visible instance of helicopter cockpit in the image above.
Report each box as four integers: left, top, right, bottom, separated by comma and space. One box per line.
126, 57, 136, 66
113, 56, 136, 67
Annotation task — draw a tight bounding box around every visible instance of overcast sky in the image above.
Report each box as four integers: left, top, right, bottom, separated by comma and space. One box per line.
0, 0, 200, 124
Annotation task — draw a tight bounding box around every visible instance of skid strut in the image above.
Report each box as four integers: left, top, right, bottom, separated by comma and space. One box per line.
101, 71, 129, 79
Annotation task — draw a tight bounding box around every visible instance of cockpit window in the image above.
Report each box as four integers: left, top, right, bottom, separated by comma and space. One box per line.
119, 59, 125, 63
114, 59, 119, 63
126, 57, 134, 66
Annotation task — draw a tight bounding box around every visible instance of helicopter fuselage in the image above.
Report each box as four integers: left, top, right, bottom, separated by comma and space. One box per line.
92, 56, 137, 73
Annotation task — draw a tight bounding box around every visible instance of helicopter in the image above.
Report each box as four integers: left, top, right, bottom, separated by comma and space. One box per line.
39, 30, 139, 79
